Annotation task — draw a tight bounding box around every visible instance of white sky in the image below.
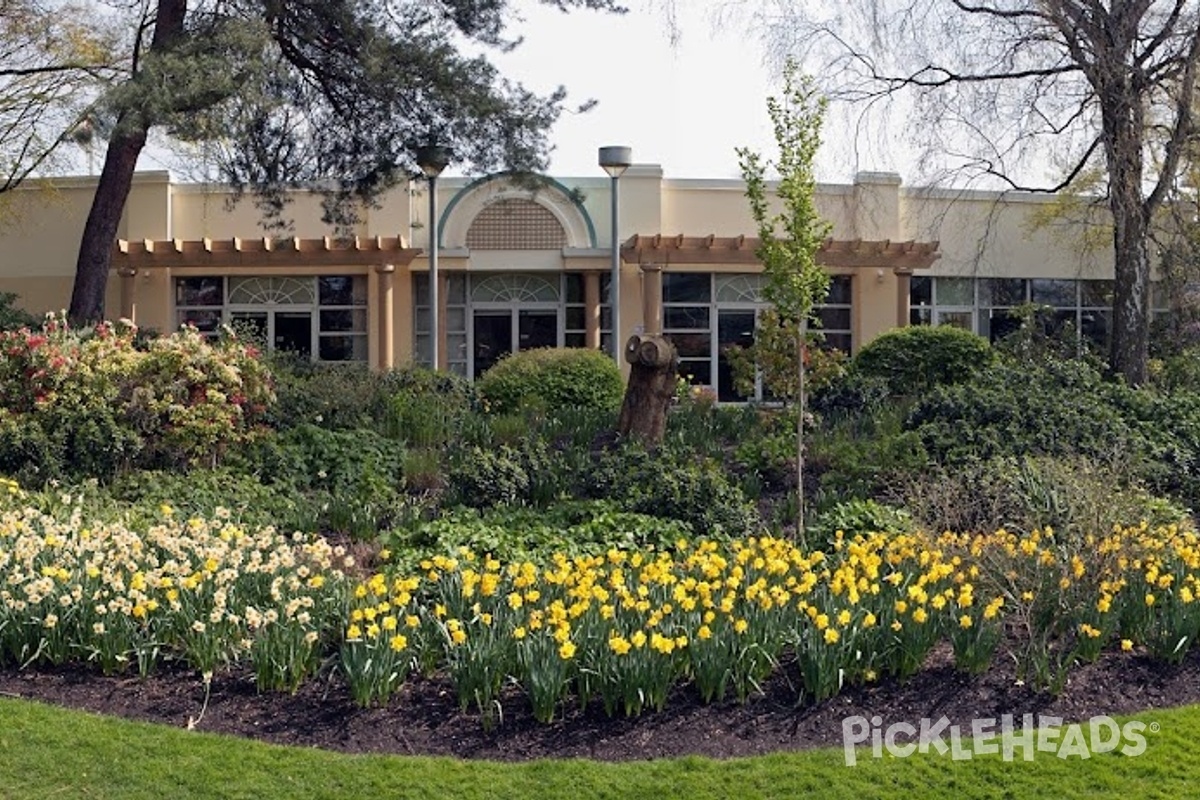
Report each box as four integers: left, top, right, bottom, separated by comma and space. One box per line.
488, 0, 784, 180
133, 1, 897, 184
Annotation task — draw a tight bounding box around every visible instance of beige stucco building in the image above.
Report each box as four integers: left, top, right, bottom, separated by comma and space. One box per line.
0, 167, 1130, 400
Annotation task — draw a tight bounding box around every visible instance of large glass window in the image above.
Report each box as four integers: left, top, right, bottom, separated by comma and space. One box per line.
173, 275, 367, 362
663, 271, 713, 386
664, 272, 854, 401
910, 276, 1155, 354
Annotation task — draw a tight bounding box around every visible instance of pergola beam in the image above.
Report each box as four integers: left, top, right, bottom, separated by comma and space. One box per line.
113, 236, 421, 268
621, 234, 940, 271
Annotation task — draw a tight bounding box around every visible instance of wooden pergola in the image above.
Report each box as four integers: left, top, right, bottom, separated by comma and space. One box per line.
114, 235, 421, 268
112, 236, 421, 369
621, 234, 940, 271
621, 234, 940, 329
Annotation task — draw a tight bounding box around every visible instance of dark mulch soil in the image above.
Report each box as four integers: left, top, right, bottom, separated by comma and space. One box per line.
3, 644, 1199, 762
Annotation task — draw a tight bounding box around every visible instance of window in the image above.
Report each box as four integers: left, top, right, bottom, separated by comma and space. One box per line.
663, 272, 714, 385
665, 272, 854, 401
910, 276, 1157, 354
978, 278, 1027, 342
175, 277, 224, 335
317, 276, 368, 362
815, 275, 853, 351
173, 275, 368, 362
413, 272, 610, 376
564, 273, 612, 351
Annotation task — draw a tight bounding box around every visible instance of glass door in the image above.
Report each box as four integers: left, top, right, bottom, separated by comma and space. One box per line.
717, 310, 757, 402
230, 311, 268, 347
472, 308, 561, 379
230, 309, 313, 359
473, 311, 513, 379
275, 312, 313, 359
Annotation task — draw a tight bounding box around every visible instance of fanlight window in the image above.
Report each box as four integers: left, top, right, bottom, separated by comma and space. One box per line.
715, 274, 765, 304
228, 277, 316, 305
470, 273, 561, 303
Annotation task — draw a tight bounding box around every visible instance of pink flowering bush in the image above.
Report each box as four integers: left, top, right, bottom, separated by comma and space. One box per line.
0, 315, 274, 482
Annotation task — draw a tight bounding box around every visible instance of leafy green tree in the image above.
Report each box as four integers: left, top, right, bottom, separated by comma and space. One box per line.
737, 60, 831, 542
29, 0, 624, 323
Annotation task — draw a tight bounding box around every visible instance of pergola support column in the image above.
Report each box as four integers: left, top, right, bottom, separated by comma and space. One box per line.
894, 269, 912, 327
117, 267, 138, 321
584, 271, 601, 349
639, 263, 663, 335
375, 263, 396, 370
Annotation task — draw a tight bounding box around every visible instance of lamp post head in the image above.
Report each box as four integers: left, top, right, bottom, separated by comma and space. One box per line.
416, 144, 453, 179
599, 145, 633, 178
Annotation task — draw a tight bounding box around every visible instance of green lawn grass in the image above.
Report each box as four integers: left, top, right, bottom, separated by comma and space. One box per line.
0, 697, 1193, 799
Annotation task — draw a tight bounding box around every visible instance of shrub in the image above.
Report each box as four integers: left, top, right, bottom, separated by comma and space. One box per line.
0, 292, 39, 332
104, 468, 323, 532
809, 370, 891, 421
898, 455, 1189, 537
446, 438, 556, 508
125, 327, 275, 467
852, 325, 993, 397
477, 347, 623, 415
270, 362, 474, 435
583, 443, 761, 536
807, 498, 914, 546
0, 318, 273, 482
261, 423, 405, 491
232, 423, 409, 537
807, 408, 929, 500
386, 500, 693, 568
906, 358, 1139, 466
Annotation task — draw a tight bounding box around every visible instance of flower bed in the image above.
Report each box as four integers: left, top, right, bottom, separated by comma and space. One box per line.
0, 478, 347, 690
3, 476, 1200, 729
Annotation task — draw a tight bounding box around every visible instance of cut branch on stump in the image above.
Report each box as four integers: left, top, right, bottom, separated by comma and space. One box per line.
615, 334, 678, 445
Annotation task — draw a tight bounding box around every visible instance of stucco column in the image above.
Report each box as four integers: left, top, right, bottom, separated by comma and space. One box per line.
436, 272, 448, 371
894, 269, 912, 328
375, 263, 396, 371
640, 263, 663, 336
584, 271, 601, 349
117, 266, 138, 322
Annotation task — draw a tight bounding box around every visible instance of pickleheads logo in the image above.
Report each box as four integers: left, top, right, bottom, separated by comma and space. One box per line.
841, 713, 1155, 766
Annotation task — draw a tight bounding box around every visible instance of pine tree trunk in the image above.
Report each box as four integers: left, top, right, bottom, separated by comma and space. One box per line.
616, 334, 678, 445
67, 0, 188, 325
68, 128, 148, 324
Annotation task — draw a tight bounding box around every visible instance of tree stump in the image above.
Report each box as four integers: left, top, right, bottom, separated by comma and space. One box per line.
616, 334, 678, 445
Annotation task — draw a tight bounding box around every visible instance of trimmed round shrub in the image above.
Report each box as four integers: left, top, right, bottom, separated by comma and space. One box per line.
852, 325, 994, 397
477, 347, 623, 415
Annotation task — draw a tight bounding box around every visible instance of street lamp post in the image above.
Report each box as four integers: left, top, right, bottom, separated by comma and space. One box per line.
599, 146, 632, 362
416, 144, 452, 370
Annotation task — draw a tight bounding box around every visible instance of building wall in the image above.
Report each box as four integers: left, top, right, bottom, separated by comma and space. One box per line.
1, 168, 1123, 385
